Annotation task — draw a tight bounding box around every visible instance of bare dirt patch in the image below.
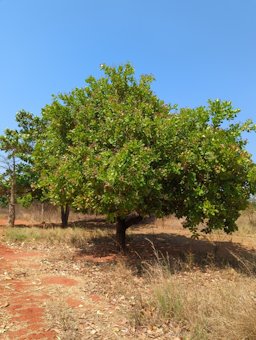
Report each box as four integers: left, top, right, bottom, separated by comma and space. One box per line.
0, 244, 56, 339
42, 277, 78, 287
0, 231, 137, 339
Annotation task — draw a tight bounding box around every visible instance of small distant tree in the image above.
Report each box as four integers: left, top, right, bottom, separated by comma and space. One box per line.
0, 111, 41, 226
0, 156, 13, 211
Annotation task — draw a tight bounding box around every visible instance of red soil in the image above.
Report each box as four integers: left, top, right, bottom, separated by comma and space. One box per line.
42, 277, 78, 286
66, 297, 84, 308
0, 242, 81, 339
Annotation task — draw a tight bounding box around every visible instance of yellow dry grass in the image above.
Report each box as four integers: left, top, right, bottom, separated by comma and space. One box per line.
132, 255, 256, 339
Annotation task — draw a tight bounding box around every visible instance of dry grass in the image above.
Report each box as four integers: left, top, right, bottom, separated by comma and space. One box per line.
0, 203, 97, 224
0, 307, 11, 336
45, 299, 81, 340
2, 226, 113, 248
130, 247, 256, 340
236, 210, 256, 236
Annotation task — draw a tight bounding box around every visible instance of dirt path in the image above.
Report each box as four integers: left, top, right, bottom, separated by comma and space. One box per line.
0, 243, 89, 339
0, 244, 53, 339
0, 240, 138, 340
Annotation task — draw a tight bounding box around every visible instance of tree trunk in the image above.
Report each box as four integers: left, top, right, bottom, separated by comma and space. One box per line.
41, 202, 45, 222
116, 215, 143, 252
61, 204, 70, 227
7, 157, 16, 228
116, 217, 127, 252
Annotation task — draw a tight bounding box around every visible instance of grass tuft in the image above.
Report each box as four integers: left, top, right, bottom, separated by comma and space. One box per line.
46, 299, 80, 340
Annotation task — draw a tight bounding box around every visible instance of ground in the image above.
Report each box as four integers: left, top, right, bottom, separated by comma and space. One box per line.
0, 215, 255, 339
0, 233, 130, 339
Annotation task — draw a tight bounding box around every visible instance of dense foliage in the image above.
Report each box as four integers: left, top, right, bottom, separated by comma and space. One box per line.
33, 64, 256, 249
0, 64, 255, 249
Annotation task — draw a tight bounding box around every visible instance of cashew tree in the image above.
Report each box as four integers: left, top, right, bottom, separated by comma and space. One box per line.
34, 64, 256, 250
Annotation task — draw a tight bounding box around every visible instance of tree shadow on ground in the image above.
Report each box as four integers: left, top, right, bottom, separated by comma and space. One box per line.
3, 218, 256, 276
76, 231, 256, 276
8, 218, 115, 230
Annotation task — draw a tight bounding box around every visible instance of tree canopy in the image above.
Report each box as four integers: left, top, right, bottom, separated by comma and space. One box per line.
33, 63, 256, 249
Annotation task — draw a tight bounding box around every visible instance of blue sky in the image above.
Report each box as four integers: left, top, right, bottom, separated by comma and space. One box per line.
0, 0, 255, 159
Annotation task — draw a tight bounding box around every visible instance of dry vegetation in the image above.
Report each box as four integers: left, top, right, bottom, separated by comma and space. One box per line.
0, 205, 256, 339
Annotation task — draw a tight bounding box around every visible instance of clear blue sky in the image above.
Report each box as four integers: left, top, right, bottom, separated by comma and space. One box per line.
0, 0, 255, 159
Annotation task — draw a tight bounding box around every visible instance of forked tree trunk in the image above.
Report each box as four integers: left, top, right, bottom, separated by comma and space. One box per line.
7, 157, 16, 228
116, 215, 143, 252
61, 204, 70, 227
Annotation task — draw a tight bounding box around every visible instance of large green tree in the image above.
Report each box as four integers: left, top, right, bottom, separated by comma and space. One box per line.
34, 64, 256, 250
